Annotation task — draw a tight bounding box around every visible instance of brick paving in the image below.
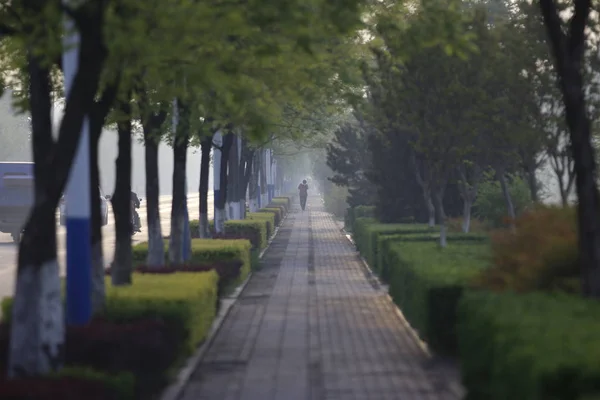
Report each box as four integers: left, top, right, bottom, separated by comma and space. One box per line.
180, 196, 463, 400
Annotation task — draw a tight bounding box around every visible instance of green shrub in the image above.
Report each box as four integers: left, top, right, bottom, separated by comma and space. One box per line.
347, 205, 376, 231
458, 291, 600, 400
258, 207, 282, 226
50, 367, 136, 400
267, 204, 287, 218
271, 197, 291, 212
247, 212, 275, 238
131, 239, 252, 283
105, 271, 218, 355
378, 232, 488, 281
324, 185, 349, 218
474, 171, 533, 228
224, 219, 268, 250
352, 217, 377, 253
386, 241, 490, 355
189, 219, 214, 238
360, 223, 434, 270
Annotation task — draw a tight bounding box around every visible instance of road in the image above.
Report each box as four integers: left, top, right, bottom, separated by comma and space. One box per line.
0, 192, 213, 298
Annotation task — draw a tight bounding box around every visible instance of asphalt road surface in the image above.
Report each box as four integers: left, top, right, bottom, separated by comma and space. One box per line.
0, 192, 212, 298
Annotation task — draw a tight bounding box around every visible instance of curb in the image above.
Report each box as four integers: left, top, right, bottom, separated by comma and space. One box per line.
340, 226, 465, 399
159, 210, 290, 400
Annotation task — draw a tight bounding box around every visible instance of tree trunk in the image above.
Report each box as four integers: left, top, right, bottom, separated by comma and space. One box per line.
89, 117, 105, 313
249, 151, 259, 212
496, 169, 516, 230
141, 106, 166, 267
227, 135, 240, 220
540, 0, 600, 296
9, 57, 64, 378
424, 187, 435, 228
433, 189, 447, 248
462, 199, 472, 233
111, 95, 133, 285
169, 99, 190, 264
215, 132, 234, 232
259, 149, 267, 208
199, 134, 212, 238
240, 145, 255, 219
88, 80, 119, 312
526, 167, 539, 203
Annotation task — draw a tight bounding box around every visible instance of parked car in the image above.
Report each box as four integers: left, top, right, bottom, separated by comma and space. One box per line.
59, 187, 109, 226
0, 162, 34, 243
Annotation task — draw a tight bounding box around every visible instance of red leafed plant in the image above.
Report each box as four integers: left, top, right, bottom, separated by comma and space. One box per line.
474, 205, 580, 294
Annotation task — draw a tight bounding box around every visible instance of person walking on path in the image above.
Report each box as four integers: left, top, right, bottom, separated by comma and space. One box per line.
298, 179, 309, 211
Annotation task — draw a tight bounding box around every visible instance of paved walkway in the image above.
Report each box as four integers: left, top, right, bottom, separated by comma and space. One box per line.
180, 196, 463, 400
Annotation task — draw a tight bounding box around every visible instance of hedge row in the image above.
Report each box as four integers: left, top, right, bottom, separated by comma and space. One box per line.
0, 271, 219, 399
0, 196, 293, 399
348, 205, 600, 399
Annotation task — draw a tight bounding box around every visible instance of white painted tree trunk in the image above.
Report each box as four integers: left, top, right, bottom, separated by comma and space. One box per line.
215, 208, 226, 233
91, 242, 105, 313
426, 192, 435, 228
8, 260, 64, 377
229, 200, 241, 220
249, 197, 259, 212
462, 199, 473, 233
146, 214, 164, 266
434, 192, 447, 248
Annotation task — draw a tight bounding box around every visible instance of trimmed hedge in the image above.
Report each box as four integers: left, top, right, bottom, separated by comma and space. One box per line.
346, 205, 376, 232
189, 219, 214, 238
258, 207, 282, 226
132, 239, 252, 283
0, 271, 218, 399
271, 196, 291, 211
224, 220, 267, 250
267, 203, 287, 218
378, 232, 488, 282
354, 221, 433, 270
458, 291, 600, 400
386, 240, 490, 355
247, 212, 275, 237
0, 366, 135, 400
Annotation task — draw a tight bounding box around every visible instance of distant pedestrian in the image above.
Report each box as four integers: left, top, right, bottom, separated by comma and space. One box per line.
298, 180, 309, 211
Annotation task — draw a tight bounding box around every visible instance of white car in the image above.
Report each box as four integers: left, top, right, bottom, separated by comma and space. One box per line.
59, 186, 109, 226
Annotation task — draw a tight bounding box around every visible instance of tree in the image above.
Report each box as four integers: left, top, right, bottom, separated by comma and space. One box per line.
539, 0, 600, 296
2, 0, 109, 377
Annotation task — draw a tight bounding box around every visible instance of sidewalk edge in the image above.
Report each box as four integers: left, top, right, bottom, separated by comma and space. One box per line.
339, 224, 465, 399
159, 212, 290, 400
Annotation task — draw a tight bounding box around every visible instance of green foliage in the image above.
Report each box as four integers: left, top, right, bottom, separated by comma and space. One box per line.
224, 219, 268, 250
49, 367, 135, 400
323, 184, 349, 218
246, 212, 275, 238
346, 205, 376, 231
270, 197, 291, 212
374, 231, 488, 283
386, 240, 490, 354
474, 172, 533, 227
257, 207, 282, 226
355, 222, 434, 270
132, 239, 252, 283
105, 271, 218, 355
458, 291, 600, 400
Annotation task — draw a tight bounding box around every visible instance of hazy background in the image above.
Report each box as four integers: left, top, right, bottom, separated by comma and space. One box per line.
0, 92, 210, 197
0, 92, 567, 203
